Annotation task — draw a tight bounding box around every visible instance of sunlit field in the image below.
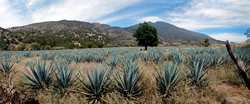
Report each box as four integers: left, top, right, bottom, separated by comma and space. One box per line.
0, 47, 250, 104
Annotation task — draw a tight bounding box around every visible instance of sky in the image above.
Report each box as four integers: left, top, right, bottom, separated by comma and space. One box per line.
0, 0, 249, 43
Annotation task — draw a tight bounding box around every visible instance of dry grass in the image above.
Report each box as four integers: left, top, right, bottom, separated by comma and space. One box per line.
1, 55, 250, 104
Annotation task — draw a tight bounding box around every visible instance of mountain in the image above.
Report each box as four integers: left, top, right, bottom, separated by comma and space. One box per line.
126, 21, 222, 45
241, 39, 250, 48
9, 20, 135, 46
0, 20, 221, 50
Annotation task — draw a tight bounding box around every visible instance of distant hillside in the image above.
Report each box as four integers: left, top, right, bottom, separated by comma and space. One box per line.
242, 39, 250, 48
0, 20, 222, 50
126, 22, 222, 45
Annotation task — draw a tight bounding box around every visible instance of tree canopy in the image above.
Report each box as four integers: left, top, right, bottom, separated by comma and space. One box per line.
133, 22, 159, 50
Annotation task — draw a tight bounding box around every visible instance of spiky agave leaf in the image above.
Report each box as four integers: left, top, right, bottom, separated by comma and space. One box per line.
54, 63, 74, 95
188, 58, 208, 87
24, 60, 54, 90
106, 54, 119, 70
0, 59, 15, 76
170, 49, 183, 65
115, 61, 144, 97
79, 68, 109, 103
148, 49, 162, 64
156, 63, 179, 97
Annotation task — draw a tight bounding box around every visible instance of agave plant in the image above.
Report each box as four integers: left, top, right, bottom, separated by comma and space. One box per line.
149, 49, 163, 64
106, 53, 119, 70
79, 68, 109, 103
0, 59, 15, 76
24, 61, 54, 89
170, 49, 183, 65
188, 58, 208, 87
139, 49, 163, 64
156, 63, 179, 97
54, 63, 74, 95
115, 61, 144, 97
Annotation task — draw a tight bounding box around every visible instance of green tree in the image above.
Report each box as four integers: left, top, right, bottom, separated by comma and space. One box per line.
0, 38, 7, 50
201, 38, 210, 47
133, 22, 159, 50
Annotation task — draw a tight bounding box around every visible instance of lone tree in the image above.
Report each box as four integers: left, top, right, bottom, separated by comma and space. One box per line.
133, 22, 159, 50
201, 38, 210, 47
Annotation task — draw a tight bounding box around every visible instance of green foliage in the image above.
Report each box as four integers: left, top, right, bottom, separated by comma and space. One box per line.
79, 68, 109, 103
0, 59, 15, 76
133, 22, 159, 48
40, 52, 56, 60
106, 53, 120, 70
30, 42, 41, 50
200, 39, 210, 47
139, 48, 163, 64
24, 61, 54, 89
54, 63, 74, 95
188, 58, 208, 87
234, 48, 250, 62
170, 49, 184, 64
115, 61, 144, 97
156, 63, 179, 97
0, 39, 8, 50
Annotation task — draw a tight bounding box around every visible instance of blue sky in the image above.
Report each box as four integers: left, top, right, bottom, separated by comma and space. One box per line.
0, 0, 249, 43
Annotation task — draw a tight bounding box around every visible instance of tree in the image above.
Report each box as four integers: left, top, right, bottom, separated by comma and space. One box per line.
200, 38, 210, 47
0, 39, 7, 50
133, 22, 159, 50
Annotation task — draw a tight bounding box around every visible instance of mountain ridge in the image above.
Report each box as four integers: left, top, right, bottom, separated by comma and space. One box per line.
126, 21, 221, 44
0, 20, 222, 50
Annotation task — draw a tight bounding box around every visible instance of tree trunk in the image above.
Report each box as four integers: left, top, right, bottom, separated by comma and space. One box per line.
144, 45, 148, 51
144, 40, 148, 51
225, 41, 250, 89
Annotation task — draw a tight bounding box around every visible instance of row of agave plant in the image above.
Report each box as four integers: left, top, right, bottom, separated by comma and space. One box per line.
0, 59, 209, 103
0, 47, 250, 103
2, 47, 249, 66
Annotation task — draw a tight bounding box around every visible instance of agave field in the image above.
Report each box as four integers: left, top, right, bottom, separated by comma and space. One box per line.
0, 47, 250, 104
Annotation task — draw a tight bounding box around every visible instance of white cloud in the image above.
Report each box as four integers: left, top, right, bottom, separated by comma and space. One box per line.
31, 0, 141, 23
0, 0, 29, 28
0, 0, 141, 28
27, 0, 39, 7
138, 16, 165, 23
99, 9, 150, 24
167, 0, 250, 30
209, 33, 248, 43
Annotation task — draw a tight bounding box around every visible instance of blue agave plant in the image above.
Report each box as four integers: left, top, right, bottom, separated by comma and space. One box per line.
54, 63, 74, 95
0, 59, 15, 76
115, 61, 144, 97
24, 61, 54, 89
188, 58, 208, 87
79, 68, 109, 103
156, 63, 179, 97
